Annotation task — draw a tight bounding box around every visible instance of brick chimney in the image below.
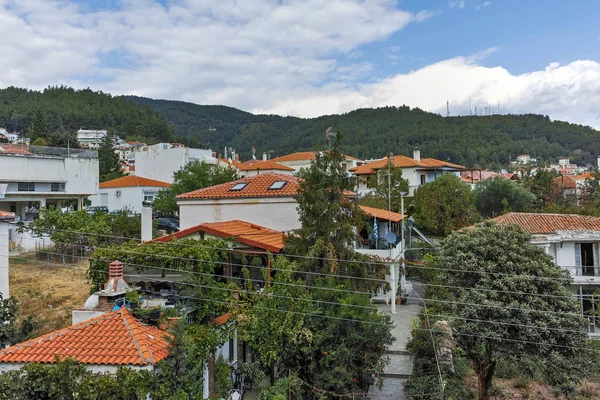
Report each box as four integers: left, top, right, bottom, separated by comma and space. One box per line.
104, 260, 130, 293
413, 148, 421, 162
262, 152, 267, 161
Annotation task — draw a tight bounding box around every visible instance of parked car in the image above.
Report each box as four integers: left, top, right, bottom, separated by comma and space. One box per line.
157, 218, 179, 233
109, 209, 137, 217
86, 206, 109, 215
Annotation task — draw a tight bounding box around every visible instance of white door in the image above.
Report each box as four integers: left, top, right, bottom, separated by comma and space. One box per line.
100, 193, 108, 207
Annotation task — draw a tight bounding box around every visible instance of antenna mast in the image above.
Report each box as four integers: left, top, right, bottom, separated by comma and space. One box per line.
446, 101, 450, 117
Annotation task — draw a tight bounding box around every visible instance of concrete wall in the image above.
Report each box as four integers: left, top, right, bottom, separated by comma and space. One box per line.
556, 242, 576, 267
178, 197, 300, 232
134, 144, 216, 184
72, 310, 106, 325
0, 222, 8, 297
89, 186, 162, 213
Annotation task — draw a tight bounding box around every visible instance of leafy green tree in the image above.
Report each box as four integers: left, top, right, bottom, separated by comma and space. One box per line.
98, 134, 123, 182
474, 177, 536, 217
29, 109, 49, 142
433, 221, 594, 400
0, 294, 36, 348
153, 161, 238, 215
524, 169, 560, 210
412, 174, 478, 236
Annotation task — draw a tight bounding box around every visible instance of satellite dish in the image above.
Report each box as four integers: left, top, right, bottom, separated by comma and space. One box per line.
385, 232, 397, 244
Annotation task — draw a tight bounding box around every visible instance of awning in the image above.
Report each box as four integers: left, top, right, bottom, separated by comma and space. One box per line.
359, 205, 406, 223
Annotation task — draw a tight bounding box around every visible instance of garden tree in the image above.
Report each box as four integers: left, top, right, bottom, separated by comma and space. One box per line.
26, 208, 153, 255
359, 159, 410, 212
29, 109, 49, 142
284, 134, 384, 287
434, 221, 594, 400
153, 161, 238, 214
474, 177, 536, 217
98, 134, 123, 182
0, 294, 36, 348
412, 174, 478, 236
523, 169, 560, 209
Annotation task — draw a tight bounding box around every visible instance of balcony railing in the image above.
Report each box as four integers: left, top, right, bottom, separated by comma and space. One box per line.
563, 265, 600, 278
0, 145, 97, 159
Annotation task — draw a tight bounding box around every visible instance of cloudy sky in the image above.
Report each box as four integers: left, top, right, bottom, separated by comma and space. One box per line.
1, 0, 600, 127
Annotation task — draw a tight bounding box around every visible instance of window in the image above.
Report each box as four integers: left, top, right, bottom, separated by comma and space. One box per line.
143, 194, 155, 202
229, 338, 235, 363
17, 182, 35, 192
268, 181, 287, 190
230, 183, 248, 191
51, 183, 65, 192
420, 175, 426, 185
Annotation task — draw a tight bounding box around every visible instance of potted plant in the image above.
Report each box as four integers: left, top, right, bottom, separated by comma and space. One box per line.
125, 288, 140, 310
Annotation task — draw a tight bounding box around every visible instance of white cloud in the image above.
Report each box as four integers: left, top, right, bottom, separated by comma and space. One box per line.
254, 57, 600, 129
1, 1, 600, 131
475, 1, 492, 10
449, 0, 466, 9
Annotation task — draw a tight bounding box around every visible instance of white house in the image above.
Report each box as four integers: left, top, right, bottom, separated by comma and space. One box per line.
132, 143, 218, 183
89, 175, 171, 214
0, 210, 16, 298
0, 145, 99, 250
269, 151, 363, 172
493, 212, 600, 336
76, 129, 107, 149
350, 149, 465, 196
177, 173, 302, 232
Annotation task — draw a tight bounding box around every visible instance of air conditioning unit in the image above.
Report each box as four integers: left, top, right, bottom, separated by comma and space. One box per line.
115, 190, 121, 197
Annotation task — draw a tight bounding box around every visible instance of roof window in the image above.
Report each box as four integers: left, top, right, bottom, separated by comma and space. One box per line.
230, 182, 248, 191
268, 181, 287, 190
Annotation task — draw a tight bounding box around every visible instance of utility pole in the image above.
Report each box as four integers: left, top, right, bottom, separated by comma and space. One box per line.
446, 101, 450, 117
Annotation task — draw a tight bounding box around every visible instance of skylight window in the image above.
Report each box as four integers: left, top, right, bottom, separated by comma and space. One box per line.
230, 183, 248, 191
268, 181, 287, 190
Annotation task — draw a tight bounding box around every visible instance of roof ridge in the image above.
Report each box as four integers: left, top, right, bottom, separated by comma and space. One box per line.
121, 309, 154, 365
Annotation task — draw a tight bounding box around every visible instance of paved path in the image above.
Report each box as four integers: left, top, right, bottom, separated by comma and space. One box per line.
368, 281, 423, 400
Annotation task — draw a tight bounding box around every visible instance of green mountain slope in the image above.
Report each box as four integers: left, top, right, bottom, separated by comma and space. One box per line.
125, 96, 600, 168
0, 87, 176, 147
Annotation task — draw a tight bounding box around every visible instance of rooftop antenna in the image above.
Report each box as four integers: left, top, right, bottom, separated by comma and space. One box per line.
251, 145, 256, 160
207, 127, 216, 146
469, 98, 472, 115
325, 127, 337, 149
475, 106, 477, 116
446, 101, 450, 117
498, 100, 500, 115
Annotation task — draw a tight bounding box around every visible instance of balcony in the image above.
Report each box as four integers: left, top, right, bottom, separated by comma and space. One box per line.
563, 265, 600, 284
355, 239, 402, 260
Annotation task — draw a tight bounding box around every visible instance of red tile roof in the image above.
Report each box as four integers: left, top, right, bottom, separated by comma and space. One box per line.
214, 313, 232, 326
0, 309, 170, 366
492, 212, 600, 234
219, 158, 243, 168
238, 160, 295, 171
350, 155, 465, 175
177, 173, 301, 200
0, 144, 32, 155
153, 220, 286, 252
99, 176, 171, 189
554, 175, 577, 189
270, 151, 361, 163
359, 205, 407, 223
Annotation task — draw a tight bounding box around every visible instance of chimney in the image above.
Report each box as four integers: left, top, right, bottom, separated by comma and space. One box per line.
413, 148, 421, 162
234, 153, 240, 162
141, 203, 153, 242
263, 152, 267, 161
103, 260, 130, 293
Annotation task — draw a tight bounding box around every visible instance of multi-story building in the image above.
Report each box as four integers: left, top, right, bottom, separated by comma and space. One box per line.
76, 129, 107, 149
0, 144, 99, 250
131, 143, 217, 183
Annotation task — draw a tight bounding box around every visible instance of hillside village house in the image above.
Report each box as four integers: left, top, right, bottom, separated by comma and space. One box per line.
236, 160, 295, 177
269, 151, 363, 172
76, 129, 107, 149
89, 175, 171, 214
492, 212, 600, 336
553, 172, 594, 199
0, 145, 99, 250
132, 142, 218, 183
350, 149, 465, 196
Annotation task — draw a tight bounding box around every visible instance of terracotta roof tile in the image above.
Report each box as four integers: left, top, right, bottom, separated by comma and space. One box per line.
0, 309, 170, 366
177, 173, 301, 200
359, 205, 407, 223
214, 313, 232, 326
492, 212, 600, 234
351, 156, 465, 175
153, 220, 286, 253
99, 176, 171, 189
237, 160, 295, 171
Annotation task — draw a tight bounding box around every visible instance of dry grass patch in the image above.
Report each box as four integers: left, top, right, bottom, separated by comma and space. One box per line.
9, 259, 90, 335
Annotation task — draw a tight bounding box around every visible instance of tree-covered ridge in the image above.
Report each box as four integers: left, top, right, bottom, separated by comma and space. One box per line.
0, 86, 176, 145
126, 96, 600, 168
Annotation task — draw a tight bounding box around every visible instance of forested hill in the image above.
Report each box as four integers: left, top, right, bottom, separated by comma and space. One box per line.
0, 87, 177, 147
126, 95, 600, 169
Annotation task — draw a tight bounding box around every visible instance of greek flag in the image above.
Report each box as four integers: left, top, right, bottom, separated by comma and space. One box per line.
373, 216, 378, 241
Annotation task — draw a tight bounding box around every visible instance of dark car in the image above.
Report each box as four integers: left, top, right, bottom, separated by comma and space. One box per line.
157, 218, 180, 233
86, 206, 109, 215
